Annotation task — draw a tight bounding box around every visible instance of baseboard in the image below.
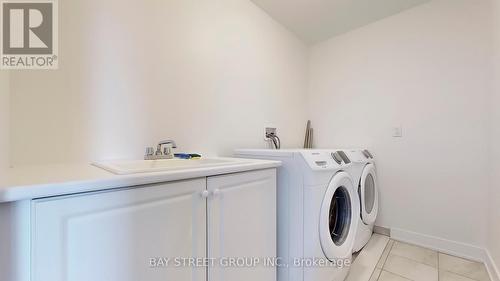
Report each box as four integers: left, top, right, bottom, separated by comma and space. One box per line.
373, 225, 390, 237
485, 249, 500, 281
391, 228, 500, 281
391, 228, 485, 261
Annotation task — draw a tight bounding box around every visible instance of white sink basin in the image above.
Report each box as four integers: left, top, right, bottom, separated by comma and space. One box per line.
93, 158, 242, 175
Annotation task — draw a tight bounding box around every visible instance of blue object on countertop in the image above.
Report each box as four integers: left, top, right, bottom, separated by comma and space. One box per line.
174, 153, 191, 159
174, 153, 202, 159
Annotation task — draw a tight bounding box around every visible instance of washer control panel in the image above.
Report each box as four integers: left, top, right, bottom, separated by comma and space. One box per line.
301, 150, 352, 170
301, 150, 345, 171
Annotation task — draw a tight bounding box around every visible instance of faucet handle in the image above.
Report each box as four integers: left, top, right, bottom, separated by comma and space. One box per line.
145, 147, 154, 156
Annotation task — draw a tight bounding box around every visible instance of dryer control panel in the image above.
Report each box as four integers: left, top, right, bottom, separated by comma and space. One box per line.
343, 149, 374, 164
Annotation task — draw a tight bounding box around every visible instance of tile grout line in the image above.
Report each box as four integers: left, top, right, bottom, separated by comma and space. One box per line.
388, 251, 438, 269
378, 240, 489, 281
381, 268, 415, 281
391, 240, 440, 269
382, 240, 395, 266
383, 252, 441, 281
439, 269, 488, 281
372, 239, 393, 281
377, 240, 399, 281
375, 240, 393, 275
373, 268, 382, 281
385, 253, 436, 266
438, 251, 440, 281
438, 251, 489, 281
374, 241, 390, 271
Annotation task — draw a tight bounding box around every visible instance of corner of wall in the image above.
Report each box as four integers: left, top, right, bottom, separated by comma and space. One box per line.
486, 248, 500, 281
487, 0, 500, 278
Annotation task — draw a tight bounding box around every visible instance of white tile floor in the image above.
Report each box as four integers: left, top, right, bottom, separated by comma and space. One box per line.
369, 240, 491, 281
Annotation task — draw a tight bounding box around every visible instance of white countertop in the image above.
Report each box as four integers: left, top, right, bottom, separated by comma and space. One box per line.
0, 158, 281, 203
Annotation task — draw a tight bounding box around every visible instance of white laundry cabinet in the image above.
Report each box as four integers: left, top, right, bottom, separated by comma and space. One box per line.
28, 169, 276, 281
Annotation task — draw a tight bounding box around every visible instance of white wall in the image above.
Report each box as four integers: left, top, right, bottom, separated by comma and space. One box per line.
7, 0, 500, 264
9, 0, 308, 165
308, 0, 491, 248
488, 0, 500, 272
0, 71, 9, 170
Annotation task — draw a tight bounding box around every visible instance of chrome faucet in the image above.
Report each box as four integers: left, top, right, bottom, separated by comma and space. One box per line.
145, 140, 177, 160
156, 140, 177, 155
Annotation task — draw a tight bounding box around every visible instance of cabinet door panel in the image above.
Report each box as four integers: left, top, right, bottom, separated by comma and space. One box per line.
32, 179, 206, 281
208, 169, 276, 281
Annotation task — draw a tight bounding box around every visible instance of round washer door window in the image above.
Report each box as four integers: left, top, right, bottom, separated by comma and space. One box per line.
329, 186, 351, 246
360, 164, 378, 225
319, 172, 360, 260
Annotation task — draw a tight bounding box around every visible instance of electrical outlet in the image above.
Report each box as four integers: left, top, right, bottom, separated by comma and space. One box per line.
392, 126, 403, 137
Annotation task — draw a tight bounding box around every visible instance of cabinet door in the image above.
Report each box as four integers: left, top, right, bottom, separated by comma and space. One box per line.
207, 169, 277, 281
32, 179, 207, 281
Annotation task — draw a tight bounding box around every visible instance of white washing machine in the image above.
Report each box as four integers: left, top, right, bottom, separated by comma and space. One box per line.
343, 149, 379, 253
234, 149, 360, 281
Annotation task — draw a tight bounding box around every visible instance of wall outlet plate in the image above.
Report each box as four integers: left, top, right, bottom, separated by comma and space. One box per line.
393, 126, 403, 137
265, 127, 277, 140
266, 127, 277, 135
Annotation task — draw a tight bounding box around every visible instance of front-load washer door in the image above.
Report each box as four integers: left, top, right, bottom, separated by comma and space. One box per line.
360, 163, 379, 225
319, 172, 360, 260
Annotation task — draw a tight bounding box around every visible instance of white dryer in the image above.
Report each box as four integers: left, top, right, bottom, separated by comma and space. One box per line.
343, 149, 379, 253
234, 149, 359, 281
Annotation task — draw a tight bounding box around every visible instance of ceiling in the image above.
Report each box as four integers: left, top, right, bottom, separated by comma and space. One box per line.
251, 0, 430, 44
